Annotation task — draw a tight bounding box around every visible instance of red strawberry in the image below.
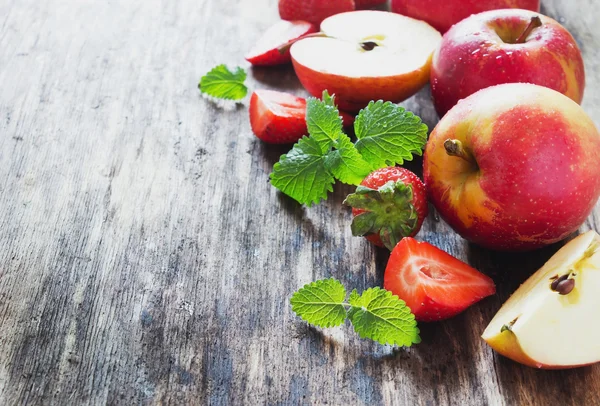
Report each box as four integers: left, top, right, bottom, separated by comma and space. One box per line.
384, 238, 496, 322
354, 0, 387, 9
245, 20, 318, 66
279, 0, 355, 26
249, 90, 355, 144
344, 167, 428, 250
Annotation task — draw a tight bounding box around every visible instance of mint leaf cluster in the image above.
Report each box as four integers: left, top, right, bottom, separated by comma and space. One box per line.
198, 65, 248, 101
290, 278, 421, 347
271, 92, 428, 206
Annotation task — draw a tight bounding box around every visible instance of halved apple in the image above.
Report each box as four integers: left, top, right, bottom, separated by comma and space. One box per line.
290, 11, 441, 112
482, 230, 600, 369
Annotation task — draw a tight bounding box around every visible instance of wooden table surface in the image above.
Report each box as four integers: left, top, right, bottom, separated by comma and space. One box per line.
1, 0, 599, 404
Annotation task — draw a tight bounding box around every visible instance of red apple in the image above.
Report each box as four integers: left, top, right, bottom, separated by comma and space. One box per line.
423, 83, 600, 251
391, 0, 540, 33
290, 11, 441, 112
279, 0, 355, 26
431, 9, 585, 117
245, 20, 318, 66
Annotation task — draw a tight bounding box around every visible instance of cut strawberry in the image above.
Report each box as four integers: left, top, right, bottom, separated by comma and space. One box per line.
384, 238, 496, 322
245, 20, 318, 66
249, 90, 354, 144
279, 0, 355, 26
345, 167, 428, 250
354, 0, 387, 9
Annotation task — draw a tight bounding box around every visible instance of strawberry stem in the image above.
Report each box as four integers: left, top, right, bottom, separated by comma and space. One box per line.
444, 139, 476, 165
277, 32, 328, 54
515, 16, 542, 43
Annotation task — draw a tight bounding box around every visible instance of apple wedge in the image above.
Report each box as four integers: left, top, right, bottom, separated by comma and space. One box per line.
290, 11, 441, 112
482, 230, 600, 369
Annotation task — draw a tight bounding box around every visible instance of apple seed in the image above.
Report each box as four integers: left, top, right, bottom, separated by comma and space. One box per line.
360, 41, 379, 51
556, 278, 575, 295
550, 274, 569, 291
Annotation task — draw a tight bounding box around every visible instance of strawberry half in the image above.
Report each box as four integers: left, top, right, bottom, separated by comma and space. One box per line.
384, 238, 496, 322
354, 0, 387, 9
249, 89, 355, 144
279, 0, 355, 26
245, 20, 318, 66
344, 167, 428, 250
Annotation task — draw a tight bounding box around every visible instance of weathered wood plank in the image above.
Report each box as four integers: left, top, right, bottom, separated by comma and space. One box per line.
0, 0, 599, 404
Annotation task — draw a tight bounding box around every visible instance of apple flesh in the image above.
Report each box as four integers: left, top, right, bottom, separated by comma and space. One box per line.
290, 11, 441, 112
431, 9, 586, 117
423, 83, 600, 251
483, 230, 600, 369
391, 0, 540, 33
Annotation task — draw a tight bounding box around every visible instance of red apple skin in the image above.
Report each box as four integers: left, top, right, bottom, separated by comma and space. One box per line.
423, 83, 600, 251
431, 9, 585, 117
391, 0, 540, 33
292, 56, 432, 113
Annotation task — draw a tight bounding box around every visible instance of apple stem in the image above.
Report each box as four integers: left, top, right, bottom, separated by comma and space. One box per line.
515, 16, 543, 44
444, 139, 476, 165
277, 32, 328, 54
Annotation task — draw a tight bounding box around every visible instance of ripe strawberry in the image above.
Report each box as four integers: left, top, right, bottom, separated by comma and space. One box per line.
279, 0, 355, 26
249, 90, 355, 144
245, 20, 318, 66
354, 0, 387, 9
384, 238, 496, 322
344, 167, 428, 250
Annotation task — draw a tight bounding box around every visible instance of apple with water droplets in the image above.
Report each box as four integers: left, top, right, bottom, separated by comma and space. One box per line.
423, 83, 600, 251
430, 9, 585, 117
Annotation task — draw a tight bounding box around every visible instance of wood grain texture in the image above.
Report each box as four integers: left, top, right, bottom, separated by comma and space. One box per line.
0, 0, 599, 404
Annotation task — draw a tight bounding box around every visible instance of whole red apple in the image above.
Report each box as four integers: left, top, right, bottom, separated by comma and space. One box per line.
430, 9, 585, 117
391, 0, 540, 33
423, 83, 600, 251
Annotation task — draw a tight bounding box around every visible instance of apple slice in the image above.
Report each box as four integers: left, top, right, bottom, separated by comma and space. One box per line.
245, 20, 318, 66
482, 230, 600, 369
290, 11, 441, 112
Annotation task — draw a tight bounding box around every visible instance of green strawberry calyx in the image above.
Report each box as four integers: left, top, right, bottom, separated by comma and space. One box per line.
343, 180, 418, 251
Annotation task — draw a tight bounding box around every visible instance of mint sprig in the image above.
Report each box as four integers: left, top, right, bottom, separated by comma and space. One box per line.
198, 64, 248, 100
290, 278, 421, 346
270, 92, 428, 205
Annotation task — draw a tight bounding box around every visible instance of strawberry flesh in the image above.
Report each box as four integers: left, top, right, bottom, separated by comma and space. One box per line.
246, 20, 318, 66
384, 238, 496, 322
279, 0, 355, 26
249, 90, 355, 144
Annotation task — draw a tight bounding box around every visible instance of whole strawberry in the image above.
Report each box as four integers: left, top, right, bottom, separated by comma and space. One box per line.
344, 167, 428, 250
279, 0, 355, 26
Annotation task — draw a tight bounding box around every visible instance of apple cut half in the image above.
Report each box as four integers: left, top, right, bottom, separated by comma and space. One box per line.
290, 11, 441, 112
482, 230, 600, 369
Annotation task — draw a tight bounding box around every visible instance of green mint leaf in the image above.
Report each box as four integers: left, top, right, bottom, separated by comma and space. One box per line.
354, 101, 428, 168
306, 92, 344, 152
198, 64, 248, 100
290, 278, 347, 328
270, 136, 335, 206
348, 287, 421, 346
324, 133, 373, 186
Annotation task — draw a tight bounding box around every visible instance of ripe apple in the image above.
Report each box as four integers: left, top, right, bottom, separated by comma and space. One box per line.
290, 11, 441, 112
279, 0, 355, 26
391, 0, 540, 33
482, 230, 600, 369
423, 83, 600, 251
430, 9, 586, 117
